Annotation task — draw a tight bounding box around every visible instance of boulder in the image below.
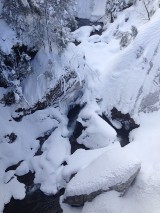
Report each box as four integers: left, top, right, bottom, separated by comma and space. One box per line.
63, 147, 141, 206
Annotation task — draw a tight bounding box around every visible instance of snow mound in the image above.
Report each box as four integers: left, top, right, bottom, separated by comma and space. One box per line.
63, 147, 141, 206
72, 26, 94, 43
77, 103, 117, 149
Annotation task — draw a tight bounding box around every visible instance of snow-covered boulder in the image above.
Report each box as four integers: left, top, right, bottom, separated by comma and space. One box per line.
63, 147, 141, 206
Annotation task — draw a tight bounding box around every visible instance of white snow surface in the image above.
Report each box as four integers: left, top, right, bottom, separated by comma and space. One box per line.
62, 143, 120, 182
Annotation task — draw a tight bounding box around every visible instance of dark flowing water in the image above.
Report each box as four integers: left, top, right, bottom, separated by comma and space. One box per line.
4, 188, 64, 213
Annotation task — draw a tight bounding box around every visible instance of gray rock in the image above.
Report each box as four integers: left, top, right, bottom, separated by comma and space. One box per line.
63, 167, 140, 206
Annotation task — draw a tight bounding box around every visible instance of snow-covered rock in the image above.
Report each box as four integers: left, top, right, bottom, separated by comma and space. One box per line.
63, 147, 141, 206
77, 102, 117, 149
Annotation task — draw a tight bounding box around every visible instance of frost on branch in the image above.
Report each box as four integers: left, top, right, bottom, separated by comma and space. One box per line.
105, 0, 136, 22
0, 44, 37, 103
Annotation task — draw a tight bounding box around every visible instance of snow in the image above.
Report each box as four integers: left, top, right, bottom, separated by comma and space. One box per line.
1, 0, 160, 212
63, 146, 141, 198
72, 26, 98, 43
31, 128, 70, 194
71, 1, 160, 118
82, 189, 160, 213
0, 103, 69, 211
23, 46, 63, 105
0, 20, 17, 54
63, 143, 120, 182
98, 5, 160, 116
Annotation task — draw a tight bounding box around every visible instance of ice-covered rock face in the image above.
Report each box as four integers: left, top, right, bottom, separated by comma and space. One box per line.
63, 147, 141, 206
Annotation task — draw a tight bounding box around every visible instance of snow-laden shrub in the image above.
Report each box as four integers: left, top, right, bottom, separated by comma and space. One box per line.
115, 25, 138, 49
2, 0, 76, 50
0, 91, 16, 106
0, 44, 37, 103
105, 0, 136, 22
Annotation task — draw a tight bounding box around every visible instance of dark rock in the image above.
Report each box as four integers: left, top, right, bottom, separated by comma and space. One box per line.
35, 127, 57, 156
61, 161, 67, 166
5, 161, 23, 172
101, 107, 139, 147
1, 91, 16, 106
64, 190, 103, 207
4, 132, 17, 143
70, 135, 89, 154
111, 107, 139, 131
67, 104, 88, 153
17, 171, 35, 187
